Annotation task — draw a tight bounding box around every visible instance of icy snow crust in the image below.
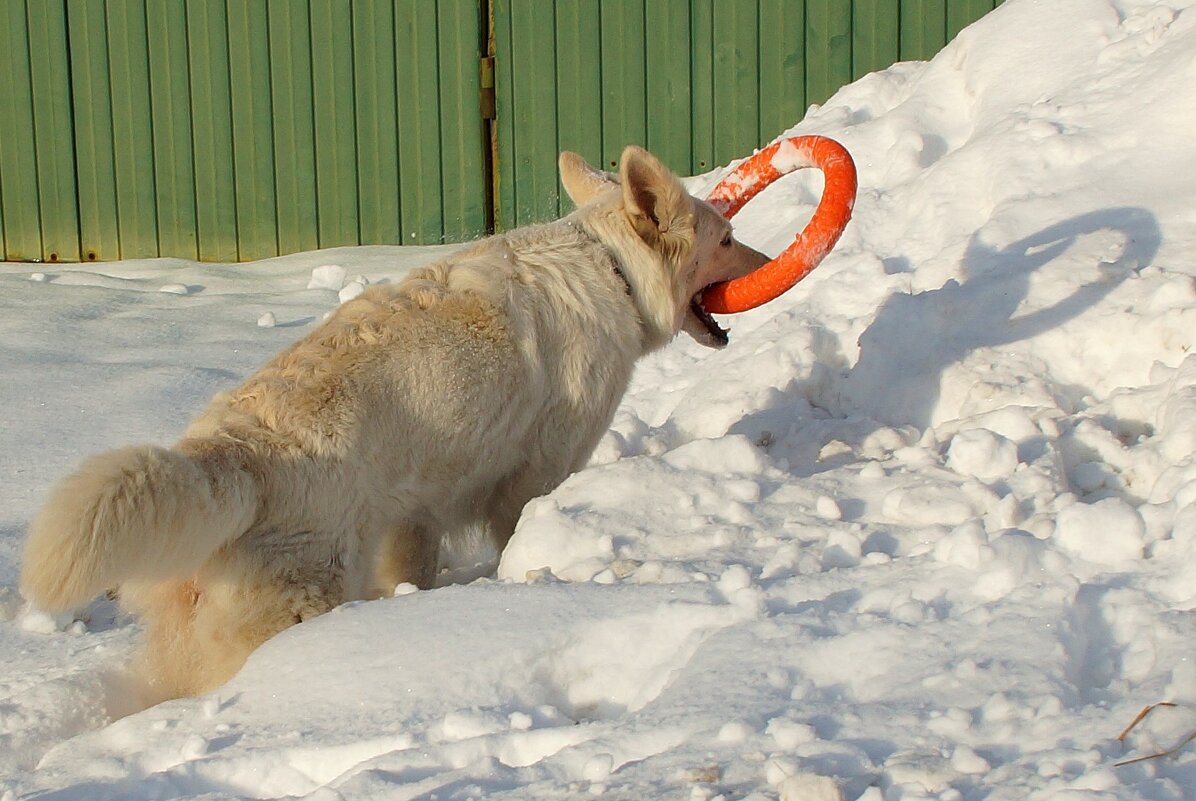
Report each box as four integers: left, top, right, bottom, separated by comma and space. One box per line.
3, 0, 1196, 797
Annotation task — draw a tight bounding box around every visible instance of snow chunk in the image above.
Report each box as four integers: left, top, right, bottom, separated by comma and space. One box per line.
307, 264, 347, 290
815, 495, 843, 520
882, 748, 955, 793
440, 709, 506, 741
1054, 497, 1145, 565
339, 275, 369, 303
822, 529, 862, 570
947, 428, 1019, 482
883, 484, 977, 526
766, 717, 817, 749
950, 744, 990, 774
973, 529, 1057, 601
769, 138, 805, 172
716, 721, 753, 743
933, 521, 988, 570
583, 753, 614, 781
663, 435, 768, 475
778, 774, 843, 801
17, 605, 76, 634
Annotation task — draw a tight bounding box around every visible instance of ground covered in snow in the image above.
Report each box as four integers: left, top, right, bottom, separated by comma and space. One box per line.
2, 0, 1195, 798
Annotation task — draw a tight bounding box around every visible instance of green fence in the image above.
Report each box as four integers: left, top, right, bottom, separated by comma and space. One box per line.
0, 0, 486, 263
1, 0, 1000, 263
493, 0, 1004, 230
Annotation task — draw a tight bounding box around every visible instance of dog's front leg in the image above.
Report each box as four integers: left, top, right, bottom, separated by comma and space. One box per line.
373, 523, 439, 593
483, 470, 554, 557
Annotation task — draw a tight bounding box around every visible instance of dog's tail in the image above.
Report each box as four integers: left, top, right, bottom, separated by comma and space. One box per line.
20, 441, 259, 611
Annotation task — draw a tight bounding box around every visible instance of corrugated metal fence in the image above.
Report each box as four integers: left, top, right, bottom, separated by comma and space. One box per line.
494, 0, 1004, 229
0, 0, 1000, 263
0, 0, 485, 263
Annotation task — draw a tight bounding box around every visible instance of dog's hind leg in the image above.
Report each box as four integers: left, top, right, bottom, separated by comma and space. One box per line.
373, 523, 439, 592
128, 549, 343, 700
181, 568, 337, 695
120, 579, 207, 703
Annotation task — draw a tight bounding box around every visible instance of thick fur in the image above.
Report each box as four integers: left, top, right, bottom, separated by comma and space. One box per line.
21, 146, 769, 701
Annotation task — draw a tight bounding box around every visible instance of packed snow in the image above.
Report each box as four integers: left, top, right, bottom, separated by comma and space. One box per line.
3, 0, 1196, 798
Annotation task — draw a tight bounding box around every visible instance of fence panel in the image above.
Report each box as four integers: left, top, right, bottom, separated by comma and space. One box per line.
68, 0, 121, 262
147, 0, 198, 260
27, 1, 80, 263
1, 0, 486, 262
0, 4, 77, 262
493, 0, 1003, 231
396, 0, 448, 243
187, 2, 238, 262
0, 2, 46, 262
438, 1, 487, 242
1, 0, 1000, 261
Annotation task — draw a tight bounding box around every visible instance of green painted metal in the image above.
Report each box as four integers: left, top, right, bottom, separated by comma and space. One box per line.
600, 2, 647, 171
312, 0, 359, 249
758, 0, 806, 148
186, 1, 238, 263
396, 0, 446, 244
805, 0, 852, 114
68, 0, 120, 263
354, 0, 402, 249
2, 0, 487, 262
107, 0, 158, 259
0, 1, 44, 262
645, 1, 692, 178
899, 0, 948, 61
228, 0, 279, 262
1, 0, 998, 261
27, 0, 79, 263
689, 0, 715, 173
492, 0, 516, 230
267, 1, 317, 257
713, 1, 762, 167
855, 0, 901, 79
508, 0, 560, 225
437, 0, 487, 243
554, 0, 602, 177
948, 0, 998, 42
147, 0, 198, 261
494, 0, 1001, 232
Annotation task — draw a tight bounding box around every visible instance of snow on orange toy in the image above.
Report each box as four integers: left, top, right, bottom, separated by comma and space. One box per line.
700, 136, 857, 314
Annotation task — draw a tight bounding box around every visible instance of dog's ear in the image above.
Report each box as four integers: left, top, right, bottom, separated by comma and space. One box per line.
559, 151, 618, 208
618, 146, 693, 262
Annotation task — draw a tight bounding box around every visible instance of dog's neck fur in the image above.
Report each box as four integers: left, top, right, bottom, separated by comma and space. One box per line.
561, 213, 678, 352
562, 218, 633, 297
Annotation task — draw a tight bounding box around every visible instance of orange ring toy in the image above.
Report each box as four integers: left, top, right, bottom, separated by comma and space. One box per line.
700, 135, 857, 314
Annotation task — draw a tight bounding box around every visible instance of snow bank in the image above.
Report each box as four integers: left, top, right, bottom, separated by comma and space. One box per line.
2, 1, 1195, 798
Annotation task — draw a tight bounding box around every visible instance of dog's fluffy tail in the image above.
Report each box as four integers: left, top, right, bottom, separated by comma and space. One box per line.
20, 441, 259, 611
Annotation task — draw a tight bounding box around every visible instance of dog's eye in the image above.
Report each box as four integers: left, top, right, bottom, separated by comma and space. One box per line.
720, 233, 732, 247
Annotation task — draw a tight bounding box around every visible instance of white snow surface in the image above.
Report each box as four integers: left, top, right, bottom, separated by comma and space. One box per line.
3, 1, 1196, 798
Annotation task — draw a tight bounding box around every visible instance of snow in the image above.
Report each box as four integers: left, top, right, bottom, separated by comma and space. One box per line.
2, 0, 1196, 797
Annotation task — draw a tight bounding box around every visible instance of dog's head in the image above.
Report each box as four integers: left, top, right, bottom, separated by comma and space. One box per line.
560, 146, 769, 350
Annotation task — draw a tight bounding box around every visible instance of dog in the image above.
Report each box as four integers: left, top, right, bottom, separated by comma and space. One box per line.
20, 145, 770, 701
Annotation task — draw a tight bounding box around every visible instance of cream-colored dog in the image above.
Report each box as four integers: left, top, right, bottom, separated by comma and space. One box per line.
21, 146, 769, 701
